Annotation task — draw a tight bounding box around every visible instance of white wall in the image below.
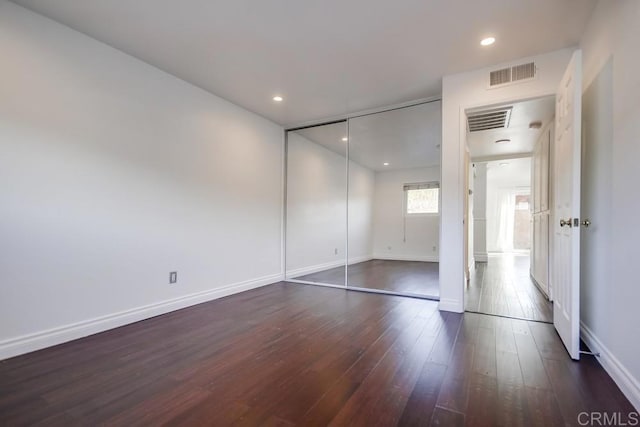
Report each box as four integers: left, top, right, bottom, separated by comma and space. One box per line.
286, 133, 374, 276
348, 161, 375, 263
579, 0, 640, 410
0, 2, 284, 359
372, 167, 440, 262
472, 163, 488, 262
440, 48, 573, 312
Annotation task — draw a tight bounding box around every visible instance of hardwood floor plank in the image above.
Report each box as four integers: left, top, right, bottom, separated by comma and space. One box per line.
473, 326, 497, 378
398, 362, 447, 427
513, 324, 551, 390
435, 341, 475, 413
0, 282, 633, 425
465, 373, 499, 427
466, 254, 552, 322
326, 305, 435, 426
496, 349, 529, 427
543, 357, 590, 424
523, 386, 566, 427
427, 313, 463, 365
529, 321, 569, 361
430, 406, 465, 426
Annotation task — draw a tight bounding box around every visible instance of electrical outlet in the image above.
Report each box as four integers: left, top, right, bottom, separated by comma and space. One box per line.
432, 246, 437, 252
387, 246, 392, 251
334, 248, 338, 255
169, 271, 177, 284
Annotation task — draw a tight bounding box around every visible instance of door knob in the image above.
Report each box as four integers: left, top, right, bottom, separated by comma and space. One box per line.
560, 218, 572, 228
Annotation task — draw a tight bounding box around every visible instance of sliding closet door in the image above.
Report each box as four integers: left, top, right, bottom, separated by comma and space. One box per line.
285, 122, 348, 286
347, 102, 442, 298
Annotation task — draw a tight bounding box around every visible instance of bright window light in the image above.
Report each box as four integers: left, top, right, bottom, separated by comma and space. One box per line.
405, 183, 439, 215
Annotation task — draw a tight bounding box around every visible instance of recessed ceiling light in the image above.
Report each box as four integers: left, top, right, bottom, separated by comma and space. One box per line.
481, 37, 496, 46
383, 162, 390, 166
272, 96, 283, 102
342, 137, 348, 142
495, 138, 511, 144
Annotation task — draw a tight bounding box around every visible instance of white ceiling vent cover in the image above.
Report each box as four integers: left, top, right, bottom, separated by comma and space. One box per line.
490, 67, 511, 86
467, 107, 513, 132
489, 62, 536, 87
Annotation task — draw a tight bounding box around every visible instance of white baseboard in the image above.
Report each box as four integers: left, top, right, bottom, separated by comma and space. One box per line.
0, 272, 283, 361
580, 321, 640, 411
438, 298, 463, 313
372, 254, 439, 262
347, 256, 373, 265
474, 252, 488, 262
286, 256, 373, 278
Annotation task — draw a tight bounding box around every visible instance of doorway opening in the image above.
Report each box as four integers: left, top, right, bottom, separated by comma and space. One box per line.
464, 96, 555, 323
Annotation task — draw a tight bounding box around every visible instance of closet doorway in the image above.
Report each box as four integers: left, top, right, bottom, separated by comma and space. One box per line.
284, 101, 442, 299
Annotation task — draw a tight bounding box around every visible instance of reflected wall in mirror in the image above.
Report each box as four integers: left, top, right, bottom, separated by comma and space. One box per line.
347, 101, 441, 298
285, 121, 348, 286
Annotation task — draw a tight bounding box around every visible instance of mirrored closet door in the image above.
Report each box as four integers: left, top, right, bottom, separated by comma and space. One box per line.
285, 121, 348, 287
347, 102, 441, 298
285, 101, 441, 299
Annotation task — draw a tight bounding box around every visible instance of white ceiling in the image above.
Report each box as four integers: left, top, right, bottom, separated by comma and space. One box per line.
467, 96, 555, 159
12, 0, 596, 127
294, 121, 348, 158
294, 101, 441, 172
486, 157, 532, 188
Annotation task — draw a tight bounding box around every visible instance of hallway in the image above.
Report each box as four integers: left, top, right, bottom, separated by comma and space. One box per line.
465, 254, 552, 322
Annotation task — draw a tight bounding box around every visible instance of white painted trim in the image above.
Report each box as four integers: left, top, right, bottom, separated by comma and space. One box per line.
372, 254, 439, 262
472, 153, 534, 163
0, 272, 283, 361
580, 321, 640, 411
474, 252, 488, 262
347, 256, 373, 265
439, 298, 464, 313
286, 256, 373, 278
284, 96, 442, 130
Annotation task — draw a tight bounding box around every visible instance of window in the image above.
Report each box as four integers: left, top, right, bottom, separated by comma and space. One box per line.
404, 182, 439, 215
515, 194, 530, 211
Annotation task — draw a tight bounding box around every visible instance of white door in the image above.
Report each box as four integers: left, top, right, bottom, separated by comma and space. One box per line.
553, 50, 582, 360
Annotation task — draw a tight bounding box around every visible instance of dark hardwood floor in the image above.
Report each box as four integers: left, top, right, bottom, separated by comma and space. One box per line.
1, 282, 635, 426
294, 265, 346, 286
294, 259, 439, 297
465, 254, 553, 322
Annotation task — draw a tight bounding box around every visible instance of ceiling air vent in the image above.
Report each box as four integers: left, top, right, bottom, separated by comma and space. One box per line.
489, 62, 536, 87
512, 62, 536, 81
490, 67, 511, 86
467, 107, 512, 132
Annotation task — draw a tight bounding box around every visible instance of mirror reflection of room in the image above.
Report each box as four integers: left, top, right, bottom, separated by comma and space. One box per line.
285, 121, 348, 287
347, 102, 441, 298
285, 102, 441, 298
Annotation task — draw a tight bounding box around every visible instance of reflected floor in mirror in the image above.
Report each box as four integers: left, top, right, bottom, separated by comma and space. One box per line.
294, 259, 439, 298
465, 253, 552, 322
